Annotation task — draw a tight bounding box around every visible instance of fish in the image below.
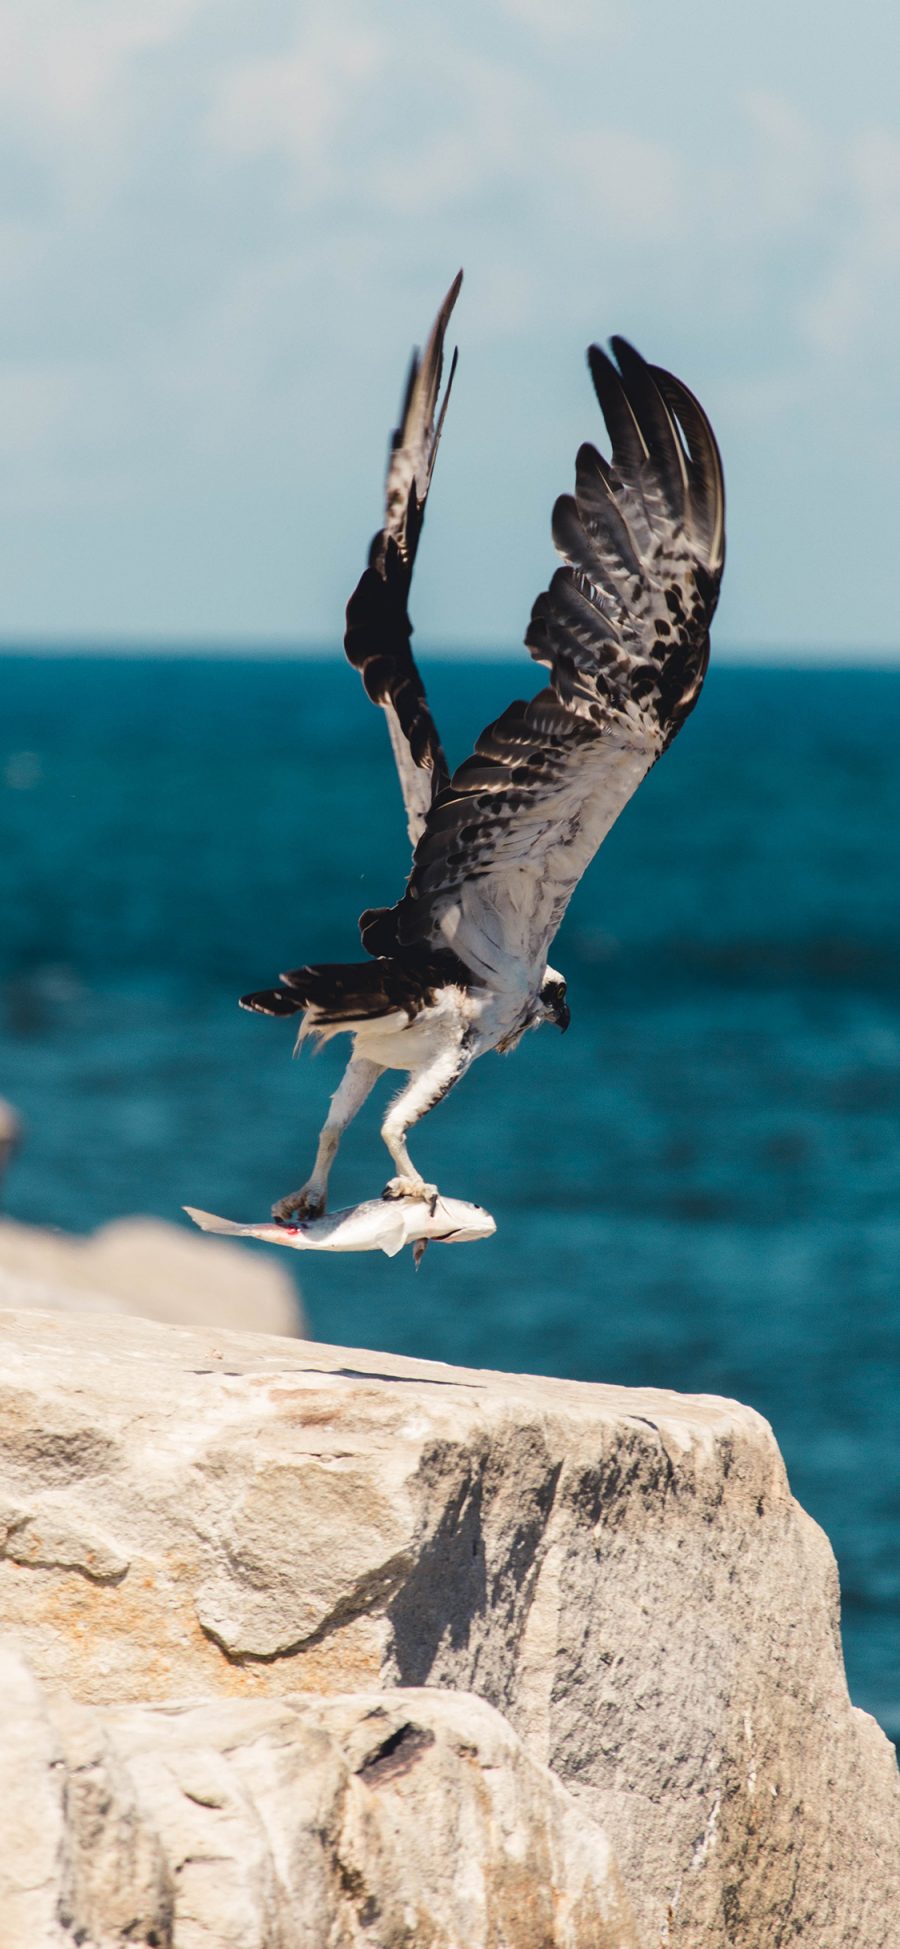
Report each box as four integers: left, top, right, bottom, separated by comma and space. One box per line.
184, 1193, 495, 1262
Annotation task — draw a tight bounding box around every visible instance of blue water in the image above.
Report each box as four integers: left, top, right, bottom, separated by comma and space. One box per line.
1, 653, 899, 1743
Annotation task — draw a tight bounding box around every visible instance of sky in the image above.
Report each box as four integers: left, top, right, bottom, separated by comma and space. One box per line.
1, 0, 899, 655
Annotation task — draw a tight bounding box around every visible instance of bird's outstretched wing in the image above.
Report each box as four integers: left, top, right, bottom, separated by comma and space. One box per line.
368, 337, 724, 987
344, 274, 461, 857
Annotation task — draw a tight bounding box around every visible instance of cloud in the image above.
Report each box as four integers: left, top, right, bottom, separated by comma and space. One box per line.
801, 128, 900, 357
741, 92, 826, 232
0, 0, 209, 228
204, 13, 685, 263
363, 55, 539, 218
0, 0, 203, 132
496, 0, 618, 37
0, 354, 139, 512
564, 129, 687, 243
207, 19, 384, 191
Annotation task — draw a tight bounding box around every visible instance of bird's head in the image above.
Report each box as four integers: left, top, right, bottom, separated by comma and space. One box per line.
539, 966, 570, 1032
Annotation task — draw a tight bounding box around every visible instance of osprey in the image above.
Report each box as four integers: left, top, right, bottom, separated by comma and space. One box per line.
241, 273, 725, 1222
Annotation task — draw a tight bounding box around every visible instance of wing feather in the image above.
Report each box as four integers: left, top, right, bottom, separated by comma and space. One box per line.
366, 337, 724, 989
344, 274, 461, 856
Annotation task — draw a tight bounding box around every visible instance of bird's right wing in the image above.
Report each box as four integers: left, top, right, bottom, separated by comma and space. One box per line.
344, 274, 461, 856
372, 338, 725, 988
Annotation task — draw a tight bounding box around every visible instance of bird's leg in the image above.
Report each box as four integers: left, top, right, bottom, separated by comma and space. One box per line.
272, 1054, 382, 1223
381, 1041, 471, 1209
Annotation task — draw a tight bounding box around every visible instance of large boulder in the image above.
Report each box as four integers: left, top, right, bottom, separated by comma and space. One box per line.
0, 1214, 305, 1336
0, 1307, 896, 1946
0, 1646, 639, 1949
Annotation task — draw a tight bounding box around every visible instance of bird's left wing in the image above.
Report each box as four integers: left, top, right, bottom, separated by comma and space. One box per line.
344, 274, 461, 855
375, 337, 724, 987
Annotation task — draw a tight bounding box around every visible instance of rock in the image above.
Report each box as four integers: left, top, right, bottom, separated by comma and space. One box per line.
0, 1097, 21, 1191
0, 1306, 896, 1947
0, 1214, 305, 1335
0, 1644, 640, 1949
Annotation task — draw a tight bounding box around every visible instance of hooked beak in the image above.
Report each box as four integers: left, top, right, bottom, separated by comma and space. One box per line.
556, 1001, 571, 1033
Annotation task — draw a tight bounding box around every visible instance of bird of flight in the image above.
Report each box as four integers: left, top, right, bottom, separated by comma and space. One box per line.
241, 272, 725, 1226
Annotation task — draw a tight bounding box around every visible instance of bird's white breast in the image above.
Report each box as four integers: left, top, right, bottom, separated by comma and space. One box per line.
352, 981, 529, 1072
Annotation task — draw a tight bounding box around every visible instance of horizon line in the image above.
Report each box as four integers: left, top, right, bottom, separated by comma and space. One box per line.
1, 637, 900, 668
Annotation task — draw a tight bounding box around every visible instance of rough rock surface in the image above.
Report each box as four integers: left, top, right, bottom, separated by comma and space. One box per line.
0, 1307, 897, 1947
0, 1214, 305, 1335
0, 1645, 639, 1949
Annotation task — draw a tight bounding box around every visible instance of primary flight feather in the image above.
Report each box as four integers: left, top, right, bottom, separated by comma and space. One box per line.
241, 274, 725, 1221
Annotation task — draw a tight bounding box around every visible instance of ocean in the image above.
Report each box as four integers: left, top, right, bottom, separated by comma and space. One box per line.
1, 652, 898, 1743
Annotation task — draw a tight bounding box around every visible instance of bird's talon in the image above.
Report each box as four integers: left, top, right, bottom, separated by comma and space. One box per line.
382, 1176, 438, 1205
271, 1187, 325, 1225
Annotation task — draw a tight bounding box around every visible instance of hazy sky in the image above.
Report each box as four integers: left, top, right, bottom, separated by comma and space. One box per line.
1, 0, 899, 653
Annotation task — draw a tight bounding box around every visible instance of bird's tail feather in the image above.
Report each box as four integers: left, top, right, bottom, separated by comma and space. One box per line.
239, 959, 417, 1037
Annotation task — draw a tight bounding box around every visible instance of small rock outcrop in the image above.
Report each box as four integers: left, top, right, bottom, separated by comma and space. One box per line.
0, 1647, 639, 1949
0, 1214, 305, 1335
0, 1098, 21, 1194
0, 1306, 897, 1947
